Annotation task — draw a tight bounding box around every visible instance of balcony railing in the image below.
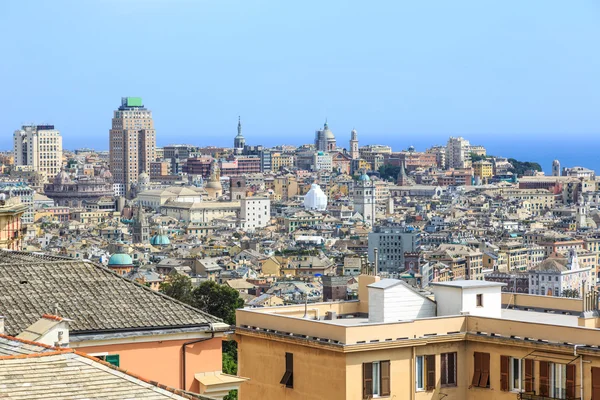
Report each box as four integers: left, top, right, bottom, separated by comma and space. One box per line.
518, 394, 580, 400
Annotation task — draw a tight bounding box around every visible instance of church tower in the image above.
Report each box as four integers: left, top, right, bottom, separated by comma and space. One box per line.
132, 205, 150, 244
353, 170, 376, 225
552, 159, 561, 177
350, 128, 359, 160
234, 116, 245, 155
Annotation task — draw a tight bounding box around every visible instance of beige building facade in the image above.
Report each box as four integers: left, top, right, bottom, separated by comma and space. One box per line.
13, 124, 63, 180
109, 97, 156, 194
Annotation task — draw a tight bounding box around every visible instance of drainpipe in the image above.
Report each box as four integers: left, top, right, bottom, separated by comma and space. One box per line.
574, 344, 585, 400
182, 327, 215, 390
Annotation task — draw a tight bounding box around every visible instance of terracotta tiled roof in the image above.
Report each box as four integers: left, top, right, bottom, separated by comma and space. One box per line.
0, 250, 221, 336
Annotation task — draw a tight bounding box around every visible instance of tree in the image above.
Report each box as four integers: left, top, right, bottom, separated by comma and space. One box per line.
507, 158, 542, 177
562, 288, 580, 299
470, 152, 487, 163
378, 164, 400, 181
191, 280, 245, 325
159, 273, 193, 304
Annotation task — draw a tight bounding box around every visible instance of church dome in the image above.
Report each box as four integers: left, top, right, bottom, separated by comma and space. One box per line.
358, 172, 371, 182
304, 183, 328, 211
205, 179, 223, 190
108, 253, 133, 267
139, 171, 150, 185
150, 233, 171, 246
54, 169, 71, 185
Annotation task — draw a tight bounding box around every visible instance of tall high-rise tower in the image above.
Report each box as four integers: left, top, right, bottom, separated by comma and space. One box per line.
353, 170, 376, 225
552, 160, 561, 177
350, 128, 359, 160
109, 97, 156, 195
13, 125, 63, 180
234, 117, 245, 155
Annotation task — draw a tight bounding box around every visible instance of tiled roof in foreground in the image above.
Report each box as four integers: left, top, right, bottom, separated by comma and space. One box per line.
0, 349, 206, 400
0, 250, 221, 336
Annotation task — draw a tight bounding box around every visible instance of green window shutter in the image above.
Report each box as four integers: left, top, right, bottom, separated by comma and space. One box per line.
105, 354, 120, 367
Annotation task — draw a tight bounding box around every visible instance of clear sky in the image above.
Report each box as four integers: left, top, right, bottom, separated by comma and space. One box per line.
1, 0, 600, 163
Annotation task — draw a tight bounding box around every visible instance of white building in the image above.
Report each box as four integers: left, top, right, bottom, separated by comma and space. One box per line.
431, 280, 505, 318
352, 172, 376, 224
304, 183, 328, 211
446, 136, 471, 169
528, 251, 592, 297
240, 197, 270, 232
312, 151, 332, 172
13, 125, 63, 181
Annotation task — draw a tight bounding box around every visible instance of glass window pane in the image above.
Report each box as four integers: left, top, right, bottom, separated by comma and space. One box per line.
416, 356, 423, 390
373, 361, 380, 395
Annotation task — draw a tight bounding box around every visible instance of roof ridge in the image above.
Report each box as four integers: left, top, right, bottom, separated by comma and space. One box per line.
0, 333, 59, 350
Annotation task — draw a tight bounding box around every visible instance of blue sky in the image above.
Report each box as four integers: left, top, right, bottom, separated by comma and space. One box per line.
1, 0, 600, 163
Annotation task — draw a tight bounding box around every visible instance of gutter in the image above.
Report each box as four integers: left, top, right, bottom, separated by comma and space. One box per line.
182, 326, 215, 390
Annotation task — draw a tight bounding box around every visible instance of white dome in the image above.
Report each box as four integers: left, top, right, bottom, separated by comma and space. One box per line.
304, 183, 328, 211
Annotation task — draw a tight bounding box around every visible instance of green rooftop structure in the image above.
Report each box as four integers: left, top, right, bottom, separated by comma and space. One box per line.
126, 97, 143, 107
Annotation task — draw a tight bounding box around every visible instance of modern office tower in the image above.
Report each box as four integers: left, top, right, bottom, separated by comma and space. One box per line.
13, 125, 63, 180
109, 97, 156, 195
446, 136, 471, 169
368, 223, 421, 273
349, 128, 359, 160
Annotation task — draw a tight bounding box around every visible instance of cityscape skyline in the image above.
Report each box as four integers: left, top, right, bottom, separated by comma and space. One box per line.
2, 0, 600, 161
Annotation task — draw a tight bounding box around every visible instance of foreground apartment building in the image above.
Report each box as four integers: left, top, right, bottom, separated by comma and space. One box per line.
236, 275, 600, 399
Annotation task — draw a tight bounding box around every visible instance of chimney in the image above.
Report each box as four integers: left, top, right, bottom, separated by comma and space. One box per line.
0, 316, 4, 335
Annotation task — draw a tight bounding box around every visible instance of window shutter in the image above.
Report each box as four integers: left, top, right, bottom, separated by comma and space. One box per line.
441, 353, 447, 385
539, 361, 549, 396
566, 364, 576, 399
524, 359, 534, 392
479, 352, 490, 388
500, 355, 509, 391
363, 363, 373, 399
472, 352, 482, 387
592, 367, 600, 400
426, 355, 436, 391
380, 360, 391, 396
105, 354, 120, 367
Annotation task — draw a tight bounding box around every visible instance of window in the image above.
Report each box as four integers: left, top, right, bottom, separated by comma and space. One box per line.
280, 352, 293, 388
363, 360, 390, 398
95, 354, 120, 367
539, 361, 575, 399
476, 294, 483, 307
472, 352, 490, 388
416, 356, 424, 391
440, 352, 457, 387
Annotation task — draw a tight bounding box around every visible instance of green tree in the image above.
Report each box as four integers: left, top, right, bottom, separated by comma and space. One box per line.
470, 152, 487, 163
562, 289, 580, 298
378, 164, 401, 181
507, 158, 542, 177
159, 273, 193, 304
191, 280, 245, 325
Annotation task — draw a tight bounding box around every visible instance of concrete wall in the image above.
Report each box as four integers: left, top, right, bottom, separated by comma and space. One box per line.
435, 286, 502, 318
238, 333, 346, 400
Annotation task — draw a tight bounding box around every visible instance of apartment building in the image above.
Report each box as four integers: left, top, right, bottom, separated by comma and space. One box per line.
236, 274, 600, 400
13, 124, 63, 180
368, 224, 421, 273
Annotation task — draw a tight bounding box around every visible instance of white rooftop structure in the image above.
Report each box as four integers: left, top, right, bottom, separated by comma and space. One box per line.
303, 183, 328, 211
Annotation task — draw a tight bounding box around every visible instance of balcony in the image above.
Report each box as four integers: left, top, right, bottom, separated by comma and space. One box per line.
518, 394, 580, 400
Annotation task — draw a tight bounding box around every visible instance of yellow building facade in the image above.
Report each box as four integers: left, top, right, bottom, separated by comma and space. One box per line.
237, 275, 600, 400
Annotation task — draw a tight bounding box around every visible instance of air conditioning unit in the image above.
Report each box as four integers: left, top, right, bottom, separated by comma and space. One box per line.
325, 311, 337, 320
